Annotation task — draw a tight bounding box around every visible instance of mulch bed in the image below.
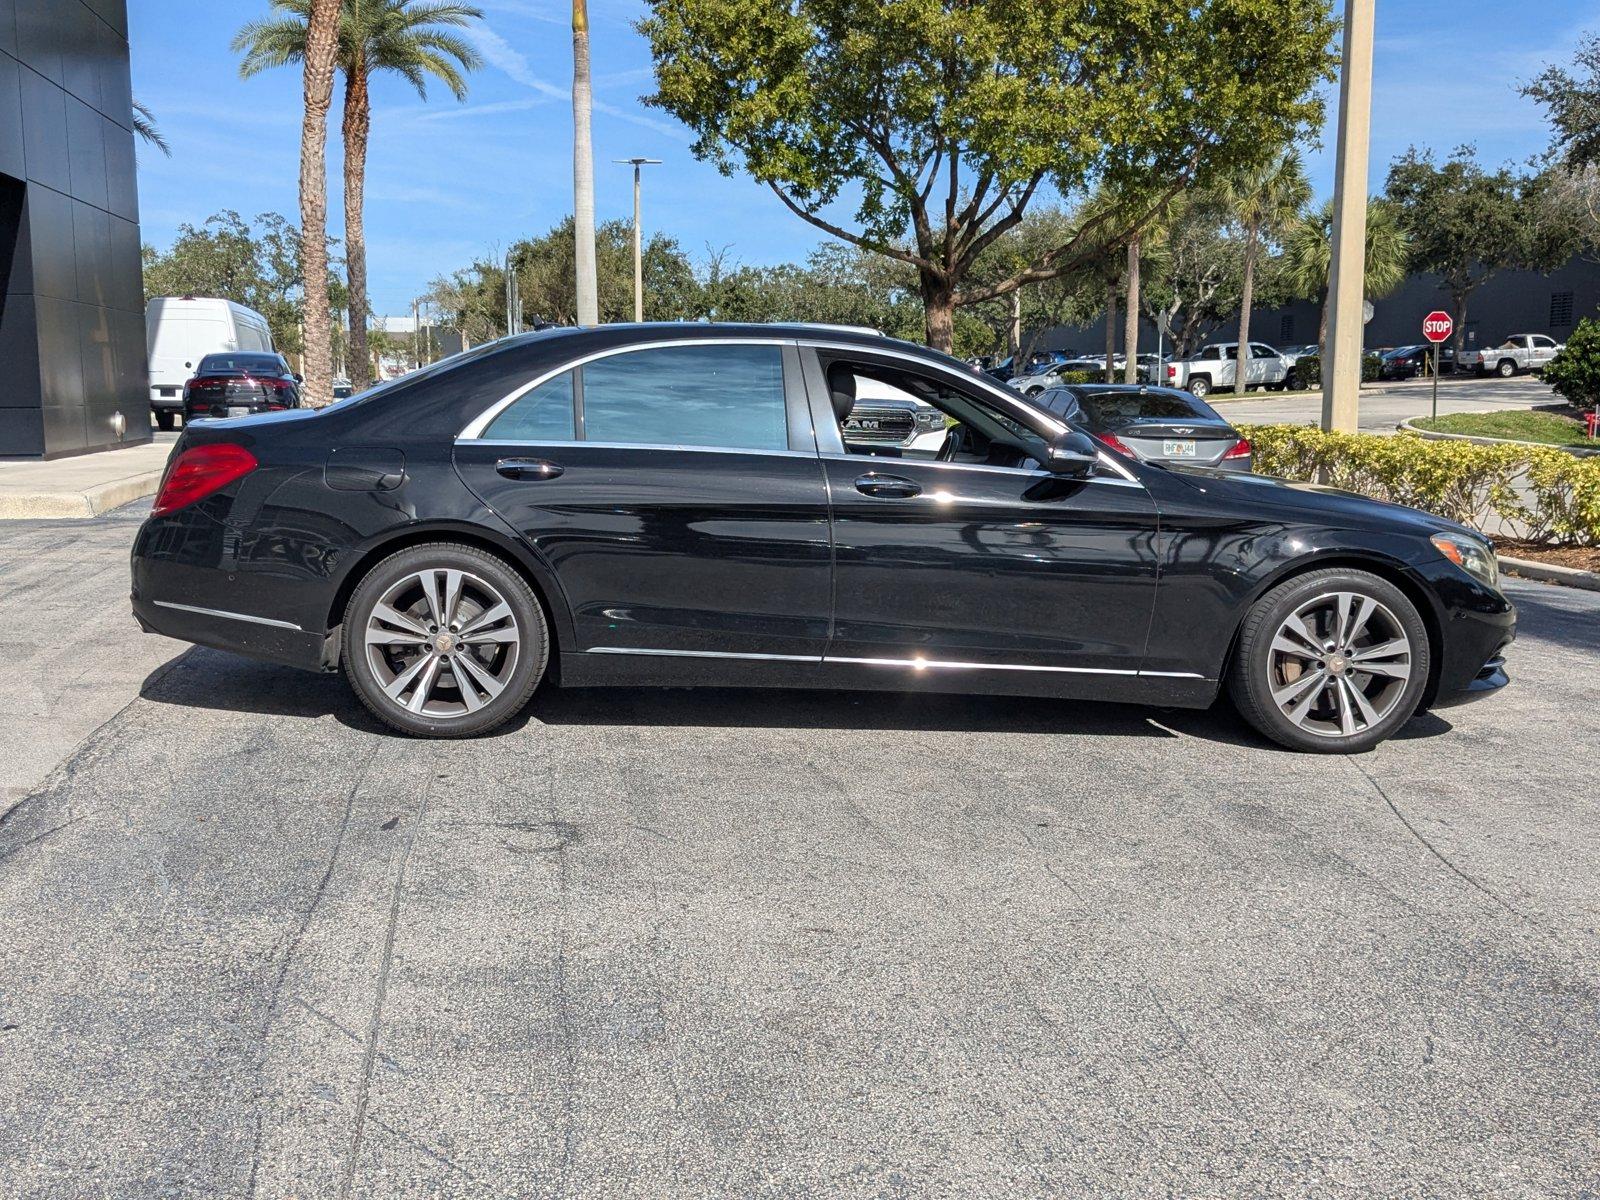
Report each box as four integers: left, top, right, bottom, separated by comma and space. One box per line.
1493, 539, 1600, 574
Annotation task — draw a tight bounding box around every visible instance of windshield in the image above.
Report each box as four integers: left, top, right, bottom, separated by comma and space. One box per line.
1073, 389, 1220, 426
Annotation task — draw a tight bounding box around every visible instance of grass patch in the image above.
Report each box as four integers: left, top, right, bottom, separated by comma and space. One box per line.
1412, 409, 1600, 448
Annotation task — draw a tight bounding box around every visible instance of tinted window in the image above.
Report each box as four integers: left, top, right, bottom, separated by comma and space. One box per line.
484, 370, 576, 441
1251, 344, 1278, 358
1073, 389, 1222, 426
582, 344, 787, 451
197, 353, 283, 374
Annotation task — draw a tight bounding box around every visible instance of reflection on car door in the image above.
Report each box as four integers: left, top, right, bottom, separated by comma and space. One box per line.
453, 341, 834, 658
805, 350, 1162, 675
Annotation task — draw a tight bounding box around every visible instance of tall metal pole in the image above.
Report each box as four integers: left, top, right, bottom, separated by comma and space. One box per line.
1321, 0, 1376, 433
615, 158, 661, 323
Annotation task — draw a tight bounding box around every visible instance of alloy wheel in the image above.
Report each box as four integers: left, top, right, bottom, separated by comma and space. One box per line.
1266, 591, 1413, 739
363, 568, 521, 719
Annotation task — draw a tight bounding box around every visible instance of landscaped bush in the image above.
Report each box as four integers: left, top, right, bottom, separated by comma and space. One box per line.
1544, 317, 1600, 411
1286, 353, 1382, 390
1240, 423, 1600, 546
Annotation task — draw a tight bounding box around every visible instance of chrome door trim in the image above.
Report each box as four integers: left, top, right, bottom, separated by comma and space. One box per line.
153, 600, 304, 632
584, 645, 1204, 679
462, 439, 818, 459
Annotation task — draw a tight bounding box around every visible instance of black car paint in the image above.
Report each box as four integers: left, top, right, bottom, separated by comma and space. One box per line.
131, 325, 1514, 712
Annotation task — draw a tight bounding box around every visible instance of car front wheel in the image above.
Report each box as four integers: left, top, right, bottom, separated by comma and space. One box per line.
1227, 568, 1430, 753
342, 543, 549, 737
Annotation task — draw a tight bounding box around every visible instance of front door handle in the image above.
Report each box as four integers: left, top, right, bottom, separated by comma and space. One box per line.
854, 472, 921, 499
495, 458, 564, 481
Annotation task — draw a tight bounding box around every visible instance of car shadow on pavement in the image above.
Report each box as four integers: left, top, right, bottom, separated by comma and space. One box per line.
138, 647, 1452, 750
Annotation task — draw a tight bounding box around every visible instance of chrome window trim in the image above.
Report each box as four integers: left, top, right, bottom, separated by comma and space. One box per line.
816, 451, 1141, 487
458, 336, 798, 441
465, 439, 818, 459
584, 645, 1203, 679
153, 600, 304, 632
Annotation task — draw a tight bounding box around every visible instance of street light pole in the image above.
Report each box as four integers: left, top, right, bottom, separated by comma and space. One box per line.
615, 157, 662, 323
1321, 0, 1376, 433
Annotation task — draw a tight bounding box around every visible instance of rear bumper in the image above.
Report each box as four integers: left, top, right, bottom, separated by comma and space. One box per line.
150, 392, 183, 412
132, 593, 334, 672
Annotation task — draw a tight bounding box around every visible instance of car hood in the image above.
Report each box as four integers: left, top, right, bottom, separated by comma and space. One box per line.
1158, 461, 1474, 539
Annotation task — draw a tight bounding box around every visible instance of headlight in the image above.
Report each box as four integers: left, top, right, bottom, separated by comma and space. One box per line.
913, 407, 948, 433
1430, 532, 1499, 589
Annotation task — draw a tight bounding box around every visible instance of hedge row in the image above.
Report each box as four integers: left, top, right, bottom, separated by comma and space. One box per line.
1239, 423, 1600, 547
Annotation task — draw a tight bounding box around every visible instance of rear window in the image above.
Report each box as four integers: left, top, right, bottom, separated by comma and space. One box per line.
198, 353, 283, 374
1073, 389, 1220, 425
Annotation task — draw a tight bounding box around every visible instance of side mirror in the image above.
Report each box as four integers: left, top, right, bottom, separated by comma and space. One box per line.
1041, 429, 1100, 478
294, 373, 304, 383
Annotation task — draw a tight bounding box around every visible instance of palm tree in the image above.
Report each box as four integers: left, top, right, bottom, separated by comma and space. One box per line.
131, 100, 171, 157
1283, 197, 1410, 351
572, 0, 599, 326
1218, 150, 1311, 391
234, 0, 482, 391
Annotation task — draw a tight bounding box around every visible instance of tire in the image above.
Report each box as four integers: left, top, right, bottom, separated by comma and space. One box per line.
1227, 567, 1430, 754
341, 543, 550, 738
156, 410, 176, 431
1496, 359, 1516, 378
1186, 376, 1211, 399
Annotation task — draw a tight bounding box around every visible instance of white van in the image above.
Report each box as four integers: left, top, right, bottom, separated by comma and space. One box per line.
145, 297, 275, 429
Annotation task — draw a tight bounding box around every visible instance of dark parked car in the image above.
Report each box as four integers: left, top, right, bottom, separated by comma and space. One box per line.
1035, 383, 1253, 471
131, 324, 1513, 753
183, 353, 302, 423
1378, 344, 1456, 380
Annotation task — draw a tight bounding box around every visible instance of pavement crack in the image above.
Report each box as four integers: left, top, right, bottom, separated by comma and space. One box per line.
247, 742, 381, 1200
339, 758, 436, 1200
0, 815, 84, 865
366, 1114, 479, 1181
1346, 755, 1538, 926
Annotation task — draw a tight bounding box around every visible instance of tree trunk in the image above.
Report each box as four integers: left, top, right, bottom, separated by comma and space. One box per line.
1007, 290, 1021, 365
1452, 291, 1471, 359
572, 1, 599, 326
1104, 280, 1117, 383
297, 0, 340, 407
1235, 229, 1257, 394
1122, 236, 1141, 384
921, 271, 955, 353
342, 63, 372, 391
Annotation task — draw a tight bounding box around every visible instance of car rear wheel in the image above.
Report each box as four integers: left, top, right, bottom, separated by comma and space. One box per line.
1227, 568, 1430, 754
156, 411, 175, 431
1186, 376, 1211, 398
342, 543, 549, 738
1496, 359, 1516, 378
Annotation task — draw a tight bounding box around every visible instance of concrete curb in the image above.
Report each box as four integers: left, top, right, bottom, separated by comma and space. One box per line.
1499, 555, 1600, 593
0, 467, 165, 519
1398, 418, 1600, 457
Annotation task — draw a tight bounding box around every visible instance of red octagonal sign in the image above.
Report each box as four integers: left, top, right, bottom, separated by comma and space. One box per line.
1422, 310, 1453, 343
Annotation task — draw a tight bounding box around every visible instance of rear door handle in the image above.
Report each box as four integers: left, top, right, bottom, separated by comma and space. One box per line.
495, 458, 564, 481
854, 473, 921, 499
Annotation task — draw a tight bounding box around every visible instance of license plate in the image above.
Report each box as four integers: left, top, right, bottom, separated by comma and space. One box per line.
227, 406, 251, 418
1163, 439, 1197, 457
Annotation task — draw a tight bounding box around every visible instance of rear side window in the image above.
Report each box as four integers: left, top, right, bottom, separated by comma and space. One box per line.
484, 370, 576, 441
582, 344, 787, 451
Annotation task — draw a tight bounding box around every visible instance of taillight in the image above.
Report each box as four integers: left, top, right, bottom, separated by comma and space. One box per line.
152, 443, 258, 517
1094, 431, 1137, 458
1166, 365, 1177, 378
1222, 437, 1252, 459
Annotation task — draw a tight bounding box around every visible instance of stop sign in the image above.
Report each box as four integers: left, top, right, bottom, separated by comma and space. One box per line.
1422, 311, 1453, 343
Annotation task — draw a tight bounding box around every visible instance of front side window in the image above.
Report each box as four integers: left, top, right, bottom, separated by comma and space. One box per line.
483, 370, 576, 441
583, 344, 787, 451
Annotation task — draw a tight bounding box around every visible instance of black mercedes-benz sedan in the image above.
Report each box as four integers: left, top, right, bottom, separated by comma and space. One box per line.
1033, 383, 1253, 471
130, 324, 1514, 753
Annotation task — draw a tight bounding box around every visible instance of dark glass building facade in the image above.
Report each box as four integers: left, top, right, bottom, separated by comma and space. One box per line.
1, 0, 146, 458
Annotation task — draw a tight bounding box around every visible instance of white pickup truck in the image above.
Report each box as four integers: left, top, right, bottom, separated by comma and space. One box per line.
1163, 342, 1291, 398
1456, 334, 1563, 378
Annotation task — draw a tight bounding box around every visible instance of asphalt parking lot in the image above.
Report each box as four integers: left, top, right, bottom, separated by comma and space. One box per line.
1, 501, 1597, 1197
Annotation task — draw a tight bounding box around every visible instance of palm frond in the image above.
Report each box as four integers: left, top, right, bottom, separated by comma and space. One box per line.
131, 99, 170, 157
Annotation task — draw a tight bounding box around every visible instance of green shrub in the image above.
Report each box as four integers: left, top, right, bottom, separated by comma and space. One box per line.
1056, 370, 1096, 385
1287, 352, 1382, 390
1239, 423, 1600, 547
1543, 317, 1600, 410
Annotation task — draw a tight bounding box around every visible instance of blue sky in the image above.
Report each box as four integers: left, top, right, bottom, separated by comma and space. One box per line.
130, 0, 1597, 318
